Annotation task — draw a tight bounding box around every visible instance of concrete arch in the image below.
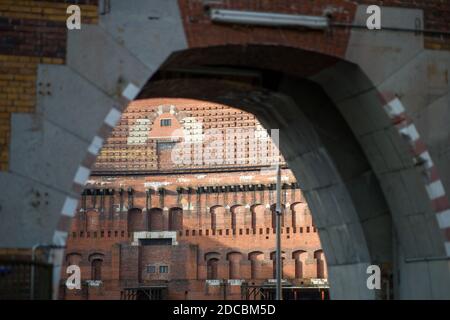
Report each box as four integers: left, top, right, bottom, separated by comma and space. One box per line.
138, 44, 450, 298
1, 2, 449, 300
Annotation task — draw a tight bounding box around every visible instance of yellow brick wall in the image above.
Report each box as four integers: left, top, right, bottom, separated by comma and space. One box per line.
0, 0, 98, 23
0, 1, 98, 171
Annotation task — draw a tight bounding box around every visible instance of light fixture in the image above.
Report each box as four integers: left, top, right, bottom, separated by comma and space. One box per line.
210, 9, 329, 30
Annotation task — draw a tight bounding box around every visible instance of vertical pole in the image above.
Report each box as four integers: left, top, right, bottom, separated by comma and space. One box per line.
275, 164, 282, 300
223, 279, 227, 300
30, 244, 40, 300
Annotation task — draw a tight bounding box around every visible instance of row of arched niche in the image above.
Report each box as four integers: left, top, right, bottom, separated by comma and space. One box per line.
64, 249, 327, 283
204, 250, 326, 280
77, 202, 312, 232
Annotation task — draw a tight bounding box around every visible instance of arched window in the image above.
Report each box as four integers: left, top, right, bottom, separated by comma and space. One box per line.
270, 251, 285, 279
314, 250, 326, 279
210, 206, 226, 230
207, 258, 219, 279
292, 250, 307, 279
148, 208, 164, 231
227, 252, 242, 279
66, 253, 82, 266
91, 259, 103, 281
248, 251, 264, 279
270, 204, 285, 228
127, 208, 143, 233
168, 208, 183, 230
250, 205, 265, 229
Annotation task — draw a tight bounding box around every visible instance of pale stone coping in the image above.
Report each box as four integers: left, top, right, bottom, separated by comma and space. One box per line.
131, 231, 178, 246
204, 279, 243, 286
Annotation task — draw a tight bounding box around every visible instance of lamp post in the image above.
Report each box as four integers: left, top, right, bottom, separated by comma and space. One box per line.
275, 164, 283, 300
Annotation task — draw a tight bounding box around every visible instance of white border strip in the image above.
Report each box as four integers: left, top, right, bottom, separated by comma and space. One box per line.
122, 82, 140, 101
383, 97, 405, 117
88, 136, 104, 155
62, 196, 78, 217
436, 209, 450, 229
425, 180, 446, 200
53, 230, 68, 246
418, 151, 434, 170
104, 108, 122, 127
74, 166, 91, 185
399, 124, 420, 142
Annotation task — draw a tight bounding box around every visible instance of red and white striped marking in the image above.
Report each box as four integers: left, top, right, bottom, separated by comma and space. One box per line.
88, 136, 104, 156
52, 102, 126, 245
122, 82, 140, 101
382, 94, 450, 256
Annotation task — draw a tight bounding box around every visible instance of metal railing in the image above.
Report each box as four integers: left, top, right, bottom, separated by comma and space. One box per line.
0, 259, 52, 300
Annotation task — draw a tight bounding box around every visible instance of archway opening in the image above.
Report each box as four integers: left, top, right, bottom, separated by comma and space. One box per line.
57, 44, 449, 300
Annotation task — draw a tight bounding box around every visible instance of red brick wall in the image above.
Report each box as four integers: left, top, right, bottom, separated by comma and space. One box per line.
179, 0, 450, 53
178, 0, 357, 58
61, 165, 324, 300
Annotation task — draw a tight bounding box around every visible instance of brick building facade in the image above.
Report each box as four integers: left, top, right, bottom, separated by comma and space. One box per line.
60, 98, 327, 300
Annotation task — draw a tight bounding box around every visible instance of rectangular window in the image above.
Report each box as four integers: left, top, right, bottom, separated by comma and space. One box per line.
160, 119, 171, 127
140, 238, 172, 246
159, 265, 169, 273
146, 265, 156, 273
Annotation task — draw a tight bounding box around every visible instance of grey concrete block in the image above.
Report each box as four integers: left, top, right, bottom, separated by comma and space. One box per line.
359, 127, 414, 175
378, 170, 424, 219
0, 172, 69, 248
36, 64, 117, 142
336, 88, 392, 137
427, 259, 450, 299
9, 114, 88, 196
67, 24, 151, 99
398, 260, 432, 299
292, 147, 340, 191
360, 214, 392, 263
406, 212, 446, 257
98, 0, 188, 71
346, 5, 424, 86
328, 263, 376, 299
322, 222, 371, 265
310, 61, 375, 103
377, 50, 450, 117
346, 171, 389, 222
304, 183, 360, 229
